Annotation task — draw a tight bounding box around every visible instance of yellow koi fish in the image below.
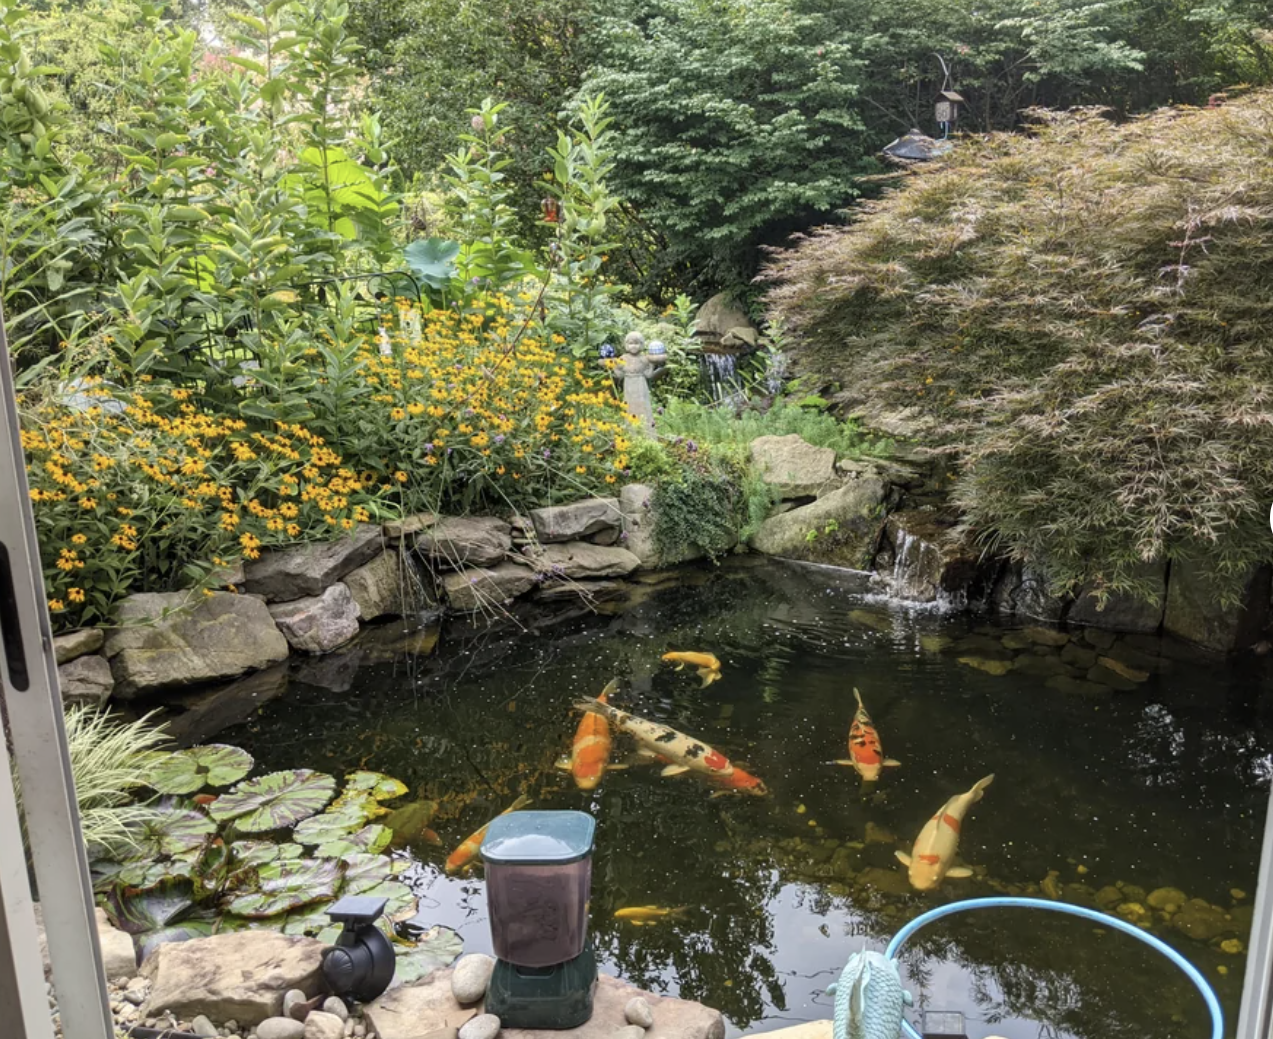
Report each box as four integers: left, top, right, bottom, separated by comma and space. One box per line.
895, 775, 994, 891
614, 905, 688, 925
662, 651, 722, 688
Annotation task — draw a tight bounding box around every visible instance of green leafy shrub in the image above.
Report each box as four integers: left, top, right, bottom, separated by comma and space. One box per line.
650, 442, 772, 559
657, 398, 890, 459
767, 94, 1273, 604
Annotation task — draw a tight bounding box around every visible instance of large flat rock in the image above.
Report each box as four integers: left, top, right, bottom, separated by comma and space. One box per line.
530, 542, 641, 579
749, 478, 887, 569
243, 524, 383, 602
141, 931, 325, 1026
57, 653, 114, 706
269, 583, 361, 654
529, 498, 622, 543
53, 627, 103, 664
417, 517, 512, 569
619, 483, 703, 569
366, 970, 723, 1039
1164, 559, 1270, 653
442, 563, 538, 611
750, 435, 837, 499
105, 592, 289, 698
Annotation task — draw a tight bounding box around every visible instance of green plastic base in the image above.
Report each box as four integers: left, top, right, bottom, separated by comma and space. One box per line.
484, 945, 598, 1029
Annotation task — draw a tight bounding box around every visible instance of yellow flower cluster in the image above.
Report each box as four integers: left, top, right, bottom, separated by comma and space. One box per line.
20, 378, 369, 631
356, 296, 635, 501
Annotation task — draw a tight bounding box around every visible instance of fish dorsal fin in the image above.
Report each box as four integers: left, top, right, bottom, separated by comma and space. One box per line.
850, 959, 870, 1023
599, 678, 620, 702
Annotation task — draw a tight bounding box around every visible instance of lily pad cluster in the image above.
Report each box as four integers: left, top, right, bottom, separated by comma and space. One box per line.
94, 746, 462, 978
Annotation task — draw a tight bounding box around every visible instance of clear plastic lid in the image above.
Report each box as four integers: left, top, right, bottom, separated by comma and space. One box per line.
480, 810, 596, 866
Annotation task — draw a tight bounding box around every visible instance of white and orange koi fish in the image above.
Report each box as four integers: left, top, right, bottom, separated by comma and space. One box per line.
895, 774, 994, 891
573, 697, 766, 796
834, 688, 901, 782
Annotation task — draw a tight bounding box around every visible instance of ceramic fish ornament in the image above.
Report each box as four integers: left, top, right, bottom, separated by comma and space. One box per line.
827, 949, 913, 1039
834, 689, 900, 782
574, 697, 766, 795
662, 651, 722, 687
445, 793, 532, 873
557, 679, 625, 790
895, 774, 994, 891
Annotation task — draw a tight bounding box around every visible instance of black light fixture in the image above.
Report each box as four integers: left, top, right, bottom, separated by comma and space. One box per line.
321, 895, 396, 1003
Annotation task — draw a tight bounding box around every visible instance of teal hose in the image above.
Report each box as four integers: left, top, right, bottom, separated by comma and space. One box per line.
882, 896, 1224, 1039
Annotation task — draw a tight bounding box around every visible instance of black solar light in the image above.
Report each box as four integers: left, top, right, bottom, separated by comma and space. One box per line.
321, 895, 395, 1003
920, 1010, 968, 1038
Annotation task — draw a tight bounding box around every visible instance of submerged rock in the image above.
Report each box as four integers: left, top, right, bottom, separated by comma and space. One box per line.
106, 591, 289, 697
243, 524, 382, 601
1147, 887, 1187, 912
750, 434, 837, 499
268, 583, 361, 654
1011, 654, 1073, 678
1085, 663, 1138, 692
1044, 675, 1112, 698
1060, 642, 1098, 670
1024, 626, 1069, 647
1172, 899, 1235, 942
959, 656, 1012, 676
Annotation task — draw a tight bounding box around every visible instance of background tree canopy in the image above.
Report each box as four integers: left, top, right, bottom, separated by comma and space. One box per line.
765, 92, 1273, 605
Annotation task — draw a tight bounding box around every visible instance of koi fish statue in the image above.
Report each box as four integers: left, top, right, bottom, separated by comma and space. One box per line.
834, 689, 900, 782
574, 697, 766, 795
662, 651, 722, 688
827, 949, 912, 1039
557, 679, 625, 791
895, 774, 994, 891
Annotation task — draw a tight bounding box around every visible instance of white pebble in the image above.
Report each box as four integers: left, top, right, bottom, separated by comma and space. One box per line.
304, 1010, 346, 1039
191, 1015, 218, 1038
451, 954, 496, 1004
258, 1017, 306, 1039
282, 989, 309, 1018
458, 1013, 501, 1039
624, 998, 654, 1029
613, 1026, 647, 1039
322, 997, 350, 1022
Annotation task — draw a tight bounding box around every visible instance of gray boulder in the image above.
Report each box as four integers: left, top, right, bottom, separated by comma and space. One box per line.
344, 549, 421, 621
53, 627, 103, 664
269, 583, 361, 654
442, 563, 538, 611
694, 292, 753, 343
417, 517, 512, 569
141, 931, 325, 1025
1164, 560, 1271, 653
1068, 560, 1166, 634
618, 483, 704, 569
989, 562, 1066, 623
529, 498, 622, 543
106, 592, 289, 698
748, 478, 888, 569
243, 524, 382, 602
529, 542, 641, 580
57, 654, 114, 706
749, 435, 836, 499
384, 512, 438, 541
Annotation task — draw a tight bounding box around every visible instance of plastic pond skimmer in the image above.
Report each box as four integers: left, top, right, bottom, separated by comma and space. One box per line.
881, 896, 1225, 1039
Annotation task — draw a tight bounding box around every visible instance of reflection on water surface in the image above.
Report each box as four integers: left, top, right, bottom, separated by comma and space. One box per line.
206, 560, 1273, 1039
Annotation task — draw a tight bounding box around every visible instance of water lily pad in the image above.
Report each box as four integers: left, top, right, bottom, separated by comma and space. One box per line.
224, 857, 342, 918
358, 878, 416, 919
340, 852, 406, 895
150, 745, 255, 795
329, 789, 389, 819
315, 823, 393, 859
108, 879, 196, 936
210, 769, 336, 833
294, 805, 373, 846
117, 857, 197, 890
123, 806, 218, 861
393, 924, 464, 986
282, 904, 342, 945
344, 771, 409, 802
232, 841, 279, 868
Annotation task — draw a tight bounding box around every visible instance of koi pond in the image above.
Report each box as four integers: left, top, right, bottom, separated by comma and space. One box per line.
184, 559, 1273, 1039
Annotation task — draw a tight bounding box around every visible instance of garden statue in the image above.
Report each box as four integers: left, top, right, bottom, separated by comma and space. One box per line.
620, 330, 665, 434
827, 948, 912, 1039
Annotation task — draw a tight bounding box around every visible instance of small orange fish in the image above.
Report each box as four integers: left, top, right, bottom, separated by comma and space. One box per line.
559, 679, 622, 790
422, 828, 442, 846
834, 688, 900, 782
445, 793, 532, 873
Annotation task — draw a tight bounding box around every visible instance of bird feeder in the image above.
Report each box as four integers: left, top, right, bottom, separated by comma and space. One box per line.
541, 197, 561, 224
934, 90, 964, 135
480, 810, 598, 1029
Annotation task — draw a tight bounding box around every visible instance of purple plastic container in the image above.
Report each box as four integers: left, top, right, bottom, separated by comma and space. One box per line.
480, 810, 595, 968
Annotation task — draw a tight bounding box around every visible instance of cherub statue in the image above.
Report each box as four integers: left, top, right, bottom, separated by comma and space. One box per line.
620, 331, 665, 434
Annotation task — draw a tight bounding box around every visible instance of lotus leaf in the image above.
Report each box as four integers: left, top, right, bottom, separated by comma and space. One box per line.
315, 824, 393, 859
209, 769, 336, 832
108, 879, 196, 936
394, 925, 464, 986
223, 858, 342, 918
404, 238, 460, 290
149, 745, 255, 795
124, 806, 217, 860
344, 771, 409, 802
294, 804, 372, 846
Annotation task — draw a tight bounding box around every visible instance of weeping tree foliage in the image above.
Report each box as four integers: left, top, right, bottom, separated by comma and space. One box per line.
766, 93, 1273, 605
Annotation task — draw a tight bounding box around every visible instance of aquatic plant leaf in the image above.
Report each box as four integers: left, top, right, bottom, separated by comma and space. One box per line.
340, 852, 404, 895
209, 770, 336, 833
149, 745, 255, 795
294, 804, 372, 846
282, 904, 342, 945
108, 879, 195, 936
223, 858, 342, 918
120, 806, 217, 861
117, 857, 196, 890
231, 841, 279, 868
135, 920, 214, 962
393, 925, 464, 986
329, 789, 389, 819
315, 823, 393, 859
343, 771, 409, 802
358, 878, 416, 919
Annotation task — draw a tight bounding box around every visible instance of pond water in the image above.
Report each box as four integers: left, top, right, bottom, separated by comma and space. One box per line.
200, 559, 1273, 1039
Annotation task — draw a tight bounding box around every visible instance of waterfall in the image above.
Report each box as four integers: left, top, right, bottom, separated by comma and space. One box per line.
884, 516, 976, 611
701, 351, 745, 404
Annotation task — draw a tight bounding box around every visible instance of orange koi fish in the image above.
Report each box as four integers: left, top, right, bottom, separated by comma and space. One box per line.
895, 774, 994, 891
557, 679, 624, 790
574, 697, 766, 796
834, 688, 901, 782
444, 793, 532, 873
662, 651, 722, 688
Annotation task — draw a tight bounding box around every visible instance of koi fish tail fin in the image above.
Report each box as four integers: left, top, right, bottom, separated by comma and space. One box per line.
573, 696, 617, 720
670, 906, 690, 918
697, 667, 721, 689
598, 678, 620, 703
504, 793, 533, 814
969, 773, 995, 801
853, 687, 864, 710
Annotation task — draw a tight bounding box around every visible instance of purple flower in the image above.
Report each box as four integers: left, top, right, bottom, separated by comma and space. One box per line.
619, 531, 629, 542
424, 442, 434, 452
543, 448, 552, 458
494, 434, 505, 445
447, 447, 453, 455
687, 440, 698, 453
